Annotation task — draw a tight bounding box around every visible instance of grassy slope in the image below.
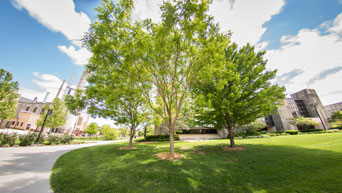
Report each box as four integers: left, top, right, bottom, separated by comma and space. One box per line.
51, 133, 342, 193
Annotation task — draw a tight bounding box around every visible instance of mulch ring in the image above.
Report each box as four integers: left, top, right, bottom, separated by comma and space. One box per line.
192, 150, 205, 155
156, 153, 185, 161
119, 147, 137, 150
222, 146, 246, 151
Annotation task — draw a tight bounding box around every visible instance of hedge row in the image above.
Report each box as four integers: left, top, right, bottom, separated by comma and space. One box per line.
0, 132, 75, 147
137, 135, 180, 142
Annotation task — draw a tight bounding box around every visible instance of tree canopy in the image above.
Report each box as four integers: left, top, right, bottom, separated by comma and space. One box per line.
37, 98, 68, 130
130, 0, 230, 154
192, 43, 285, 147
0, 69, 19, 120
85, 122, 98, 136
66, 0, 150, 148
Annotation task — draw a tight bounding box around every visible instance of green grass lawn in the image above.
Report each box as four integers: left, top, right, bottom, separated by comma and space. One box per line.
50, 133, 342, 193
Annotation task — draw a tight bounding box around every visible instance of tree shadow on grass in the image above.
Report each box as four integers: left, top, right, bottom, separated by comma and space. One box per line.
51, 143, 342, 193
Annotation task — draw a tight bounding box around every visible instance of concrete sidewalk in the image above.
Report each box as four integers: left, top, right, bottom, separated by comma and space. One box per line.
0, 140, 126, 193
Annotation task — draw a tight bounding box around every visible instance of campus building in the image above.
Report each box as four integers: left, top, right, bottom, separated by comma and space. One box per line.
0, 71, 90, 134
324, 102, 342, 119
266, 89, 331, 131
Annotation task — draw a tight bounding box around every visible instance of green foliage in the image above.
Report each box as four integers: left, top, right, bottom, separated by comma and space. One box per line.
285, 130, 299, 135
192, 42, 285, 147
60, 135, 75, 144
329, 111, 342, 127
0, 69, 19, 120
64, 89, 87, 116
37, 98, 68, 129
0, 132, 17, 146
51, 133, 342, 193
301, 129, 324, 132
47, 135, 61, 145
100, 125, 118, 140
289, 116, 319, 130
85, 122, 98, 136
18, 132, 37, 146
138, 135, 180, 142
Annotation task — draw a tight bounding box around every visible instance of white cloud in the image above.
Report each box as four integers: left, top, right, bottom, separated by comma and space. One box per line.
12, 0, 91, 65
266, 13, 342, 105
58, 45, 92, 66
12, 0, 90, 42
209, 0, 285, 46
19, 72, 65, 102
132, 0, 285, 47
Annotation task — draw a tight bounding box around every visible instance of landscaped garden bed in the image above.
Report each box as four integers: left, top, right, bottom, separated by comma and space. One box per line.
51, 132, 342, 193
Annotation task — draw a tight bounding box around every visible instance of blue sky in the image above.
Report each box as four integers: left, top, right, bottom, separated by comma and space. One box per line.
0, 0, 342, 126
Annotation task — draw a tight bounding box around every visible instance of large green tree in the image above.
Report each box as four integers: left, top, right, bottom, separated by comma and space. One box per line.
66, 0, 149, 148
132, 0, 229, 154
37, 98, 68, 131
192, 43, 285, 147
0, 69, 19, 120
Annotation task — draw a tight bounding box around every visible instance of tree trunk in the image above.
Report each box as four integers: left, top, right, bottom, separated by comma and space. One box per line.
169, 127, 175, 155
129, 134, 133, 148
228, 128, 235, 147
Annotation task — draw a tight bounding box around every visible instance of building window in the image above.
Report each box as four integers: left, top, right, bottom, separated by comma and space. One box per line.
26, 124, 31, 130
16, 122, 19, 126
26, 106, 30, 111
20, 122, 23, 126
33, 107, 38, 113
12, 121, 15, 125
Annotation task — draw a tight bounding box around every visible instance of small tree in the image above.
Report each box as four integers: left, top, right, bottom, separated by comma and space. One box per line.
100, 125, 118, 140
37, 98, 68, 132
85, 122, 98, 136
329, 111, 342, 128
0, 69, 19, 120
192, 43, 285, 147
289, 116, 319, 130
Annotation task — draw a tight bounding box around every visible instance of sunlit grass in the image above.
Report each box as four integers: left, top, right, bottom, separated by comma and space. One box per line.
51, 133, 342, 193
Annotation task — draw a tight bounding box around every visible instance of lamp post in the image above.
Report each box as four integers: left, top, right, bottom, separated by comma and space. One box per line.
35, 109, 53, 144
309, 103, 327, 130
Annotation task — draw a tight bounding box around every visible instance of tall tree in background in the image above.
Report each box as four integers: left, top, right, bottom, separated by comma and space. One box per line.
192, 43, 285, 147
0, 69, 19, 120
66, 0, 149, 148
37, 98, 68, 131
133, 0, 230, 154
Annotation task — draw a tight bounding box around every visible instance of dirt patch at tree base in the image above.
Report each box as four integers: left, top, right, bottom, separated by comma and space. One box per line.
192, 150, 205, 155
222, 146, 246, 151
119, 147, 137, 150
156, 153, 185, 161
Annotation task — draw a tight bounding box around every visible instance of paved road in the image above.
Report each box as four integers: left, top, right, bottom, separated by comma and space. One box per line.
0, 140, 126, 193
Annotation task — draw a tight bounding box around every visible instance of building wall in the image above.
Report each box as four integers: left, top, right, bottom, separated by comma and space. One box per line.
291, 89, 331, 129
270, 99, 297, 131
325, 102, 342, 118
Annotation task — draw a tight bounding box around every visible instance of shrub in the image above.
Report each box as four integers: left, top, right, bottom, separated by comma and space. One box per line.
19, 133, 37, 146
0, 133, 17, 146
301, 129, 324, 132
47, 135, 62, 145
259, 131, 268, 134
60, 135, 74, 144
141, 135, 180, 142
285, 130, 299, 135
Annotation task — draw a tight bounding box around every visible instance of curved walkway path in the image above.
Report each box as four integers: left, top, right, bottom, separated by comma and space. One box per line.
0, 140, 126, 193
